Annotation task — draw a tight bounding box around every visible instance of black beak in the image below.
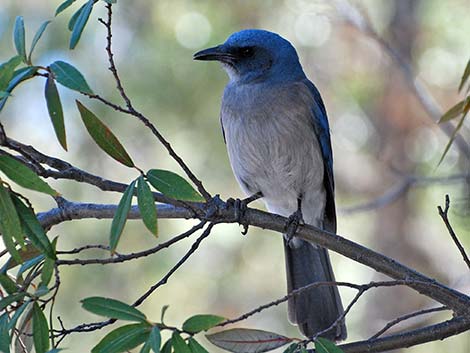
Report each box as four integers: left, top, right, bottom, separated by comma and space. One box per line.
193, 45, 235, 62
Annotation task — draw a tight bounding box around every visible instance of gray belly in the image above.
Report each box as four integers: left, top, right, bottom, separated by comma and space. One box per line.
221, 83, 326, 224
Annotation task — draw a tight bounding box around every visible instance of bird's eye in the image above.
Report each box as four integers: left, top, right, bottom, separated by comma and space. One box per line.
240, 47, 254, 57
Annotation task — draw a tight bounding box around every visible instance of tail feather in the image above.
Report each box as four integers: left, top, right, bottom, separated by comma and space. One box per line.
284, 238, 346, 340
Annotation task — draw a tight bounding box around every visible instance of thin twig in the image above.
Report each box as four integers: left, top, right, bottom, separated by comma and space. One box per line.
438, 195, 470, 270
369, 306, 448, 339
97, 3, 211, 201
56, 221, 206, 266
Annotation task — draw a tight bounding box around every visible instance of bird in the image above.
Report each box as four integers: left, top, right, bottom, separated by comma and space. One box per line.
193, 29, 346, 341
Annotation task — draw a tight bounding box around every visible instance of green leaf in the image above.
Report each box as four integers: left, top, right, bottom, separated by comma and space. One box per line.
81, 297, 147, 322
28, 20, 51, 64
160, 305, 169, 324
0, 56, 22, 91
0, 293, 26, 311
182, 315, 226, 333
171, 332, 190, 353
50, 61, 93, 94
68, 3, 87, 31
77, 100, 134, 167
70, 0, 94, 49
46, 349, 64, 353
149, 326, 161, 353
13, 16, 27, 63
438, 100, 464, 123
91, 323, 150, 353
56, 0, 76, 16
110, 179, 136, 251
0, 314, 10, 353
140, 340, 152, 353
459, 58, 470, 92
45, 74, 67, 150
161, 339, 172, 353
315, 338, 344, 353
0, 155, 58, 196
0, 273, 18, 294
205, 328, 292, 353
40, 256, 54, 287
18, 254, 45, 277
137, 176, 158, 236
188, 338, 209, 353
0, 66, 38, 112
0, 183, 24, 263
32, 302, 50, 353
437, 112, 467, 167
146, 170, 203, 202
283, 343, 299, 353
7, 300, 30, 331
11, 195, 56, 259
102, 0, 117, 4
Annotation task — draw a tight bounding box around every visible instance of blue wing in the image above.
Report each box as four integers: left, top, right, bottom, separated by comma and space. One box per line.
302, 79, 336, 233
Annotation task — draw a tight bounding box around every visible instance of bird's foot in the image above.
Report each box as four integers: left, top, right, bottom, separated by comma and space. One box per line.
284, 208, 304, 246
227, 192, 263, 235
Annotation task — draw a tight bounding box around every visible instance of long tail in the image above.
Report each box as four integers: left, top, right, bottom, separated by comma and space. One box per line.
284, 238, 346, 340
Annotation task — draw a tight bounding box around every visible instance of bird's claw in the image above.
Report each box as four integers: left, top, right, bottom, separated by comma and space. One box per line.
227, 192, 262, 235
284, 209, 304, 246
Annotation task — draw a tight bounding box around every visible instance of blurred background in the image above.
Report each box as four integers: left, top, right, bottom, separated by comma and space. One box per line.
0, 0, 469, 352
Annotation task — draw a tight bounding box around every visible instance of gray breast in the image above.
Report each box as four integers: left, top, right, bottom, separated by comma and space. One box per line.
221, 81, 325, 220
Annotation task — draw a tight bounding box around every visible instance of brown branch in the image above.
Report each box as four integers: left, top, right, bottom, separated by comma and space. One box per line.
369, 306, 448, 339
334, 316, 470, 353
438, 195, 470, 270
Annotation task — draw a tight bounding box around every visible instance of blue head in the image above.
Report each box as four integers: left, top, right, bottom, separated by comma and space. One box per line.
194, 29, 306, 84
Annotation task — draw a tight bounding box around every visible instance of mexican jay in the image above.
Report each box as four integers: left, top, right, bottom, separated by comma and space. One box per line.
194, 29, 346, 340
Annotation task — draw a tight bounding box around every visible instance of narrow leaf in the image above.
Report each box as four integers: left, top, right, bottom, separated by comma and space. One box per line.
7, 300, 30, 331
161, 339, 172, 353
17, 254, 45, 277
45, 74, 67, 150
149, 326, 161, 353
0, 293, 26, 311
438, 100, 464, 123
0, 155, 58, 196
182, 314, 226, 333
0, 273, 18, 294
283, 343, 299, 353
188, 338, 209, 353
437, 113, 467, 166
77, 100, 134, 167
68, 3, 87, 31
13, 16, 27, 63
205, 328, 292, 353
140, 341, 152, 353
160, 305, 169, 324
91, 323, 150, 353
0, 314, 10, 353
315, 338, 344, 353
147, 169, 203, 202
137, 176, 158, 236
11, 195, 56, 259
70, 0, 94, 49
172, 332, 191, 353
0, 56, 22, 91
0, 66, 38, 112
459, 58, 470, 92
0, 183, 24, 263
28, 20, 51, 63
40, 256, 54, 287
56, 0, 76, 16
110, 180, 137, 251
50, 61, 93, 94
81, 297, 147, 322
32, 302, 50, 353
